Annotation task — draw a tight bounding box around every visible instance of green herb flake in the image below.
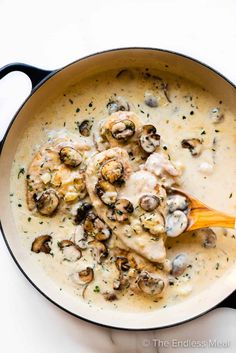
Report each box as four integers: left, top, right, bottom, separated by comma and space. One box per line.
201, 130, 206, 135
229, 193, 233, 199
215, 262, 220, 270
93, 285, 100, 293
27, 217, 32, 222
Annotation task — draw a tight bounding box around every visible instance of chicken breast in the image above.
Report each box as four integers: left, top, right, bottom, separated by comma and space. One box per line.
27, 137, 91, 215
86, 147, 167, 263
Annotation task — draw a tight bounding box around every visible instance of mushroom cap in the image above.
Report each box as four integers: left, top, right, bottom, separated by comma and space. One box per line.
140, 211, 165, 235
171, 253, 188, 277
111, 119, 135, 140
106, 96, 130, 115
140, 125, 160, 154
114, 198, 134, 222
95, 180, 118, 205
181, 138, 202, 156
139, 194, 160, 212
101, 160, 123, 184
31, 235, 52, 254
59, 146, 82, 167
137, 271, 165, 295
36, 189, 59, 215
74, 201, 93, 224
79, 120, 92, 137
166, 210, 188, 237
78, 267, 94, 284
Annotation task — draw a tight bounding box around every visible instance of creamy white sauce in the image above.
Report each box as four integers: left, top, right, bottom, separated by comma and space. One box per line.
10, 68, 236, 312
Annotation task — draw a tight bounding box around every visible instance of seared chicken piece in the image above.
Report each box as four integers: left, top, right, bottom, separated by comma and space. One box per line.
27, 137, 90, 215
86, 147, 167, 263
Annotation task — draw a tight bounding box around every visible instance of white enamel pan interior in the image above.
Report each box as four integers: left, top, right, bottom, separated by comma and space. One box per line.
0, 48, 236, 330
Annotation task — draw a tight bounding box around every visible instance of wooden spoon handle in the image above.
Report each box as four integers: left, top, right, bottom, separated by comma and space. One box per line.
187, 207, 236, 231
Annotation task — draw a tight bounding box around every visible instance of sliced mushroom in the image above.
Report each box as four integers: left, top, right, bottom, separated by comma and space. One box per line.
167, 194, 188, 213
111, 119, 135, 140
78, 267, 94, 284
84, 213, 111, 241
113, 198, 134, 222
137, 271, 165, 295
31, 235, 52, 254
140, 211, 165, 235
181, 138, 202, 157
59, 147, 82, 167
106, 96, 130, 115
139, 194, 160, 212
101, 160, 123, 184
144, 91, 158, 108
209, 107, 224, 124
79, 120, 92, 136
74, 201, 93, 224
196, 228, 217, 248
36, 189, 59, 215
166, 210, 188, 237
115, 256, 130, 271
140, 125, 160, 153
90, 240, 108, 263
171, 253, 189, 277
95, 180, 117, 205
58, 240, 82, 261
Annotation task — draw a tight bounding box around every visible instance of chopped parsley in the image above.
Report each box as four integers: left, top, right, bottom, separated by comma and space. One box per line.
93, 285, 100, 293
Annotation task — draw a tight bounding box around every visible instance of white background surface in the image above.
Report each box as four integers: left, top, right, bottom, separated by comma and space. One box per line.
0, 0, 235, 352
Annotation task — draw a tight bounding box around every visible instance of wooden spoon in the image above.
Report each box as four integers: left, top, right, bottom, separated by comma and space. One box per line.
173, 189, 236, 232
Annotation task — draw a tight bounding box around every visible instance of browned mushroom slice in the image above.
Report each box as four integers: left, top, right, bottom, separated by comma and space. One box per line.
140, 211, 165, 235
74, 201, 93, 224
137, 271, 165, 296
36, 189, 59, 216
58, 240, 82, 261
31, 235, 52, 254
78, 120, 92, 136
101, 160, 124, 184
181, 138, 202, 156
78, 267, 94, 284
140, 125, 160, 153
113, 198, 134, 222
139, 194, 160, 212
95, 180, 117, 205
111, 119, 135, 140
106, 96, 130, 115
84, 212, 111, 241
90, 240, 108, 263
59, 147, 82, 167
115, 256, 130, 271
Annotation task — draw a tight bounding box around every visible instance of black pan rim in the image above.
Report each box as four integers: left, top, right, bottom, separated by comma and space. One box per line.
0, 46, 235, 331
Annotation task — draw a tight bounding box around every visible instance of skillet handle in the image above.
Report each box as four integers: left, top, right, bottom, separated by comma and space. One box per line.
0, 63, 55, 152
0, 62, 53, 90
216, 290, 236, 309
